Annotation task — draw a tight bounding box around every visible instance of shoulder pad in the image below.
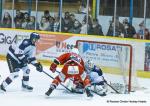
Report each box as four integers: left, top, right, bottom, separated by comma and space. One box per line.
19, 39, 31, 50
22, 40, 29, 45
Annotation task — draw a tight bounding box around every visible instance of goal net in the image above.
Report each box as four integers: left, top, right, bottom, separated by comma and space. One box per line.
76, 40, 138, 93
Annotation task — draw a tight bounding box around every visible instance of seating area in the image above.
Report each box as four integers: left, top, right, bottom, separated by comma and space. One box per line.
0, 0, 150, 39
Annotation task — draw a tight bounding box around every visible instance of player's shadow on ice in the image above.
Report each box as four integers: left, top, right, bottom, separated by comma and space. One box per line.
43, 90, 88, 100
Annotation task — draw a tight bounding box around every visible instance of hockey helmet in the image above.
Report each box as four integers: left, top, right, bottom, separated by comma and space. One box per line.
71, 47, 79, 54
30, 32, 40, 41
86, 60, 94, 69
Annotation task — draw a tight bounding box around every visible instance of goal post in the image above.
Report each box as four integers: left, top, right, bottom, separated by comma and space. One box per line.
76, 40, 134, 93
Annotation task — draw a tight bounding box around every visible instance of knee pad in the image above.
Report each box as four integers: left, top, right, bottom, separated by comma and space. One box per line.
22, 66, 30, 76
10, 72, 19, 79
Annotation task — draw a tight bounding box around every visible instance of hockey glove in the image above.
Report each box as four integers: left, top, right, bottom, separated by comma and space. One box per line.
34, 62, 43, 72
27, 57, 36, 64
22, 56, 28, 64
50, 63, 57, 73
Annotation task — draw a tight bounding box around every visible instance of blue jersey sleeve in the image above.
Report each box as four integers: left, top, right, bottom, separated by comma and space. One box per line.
92, 65, 103, 76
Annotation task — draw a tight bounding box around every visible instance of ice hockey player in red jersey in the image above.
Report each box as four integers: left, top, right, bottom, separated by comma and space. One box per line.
45, 48, 93, 97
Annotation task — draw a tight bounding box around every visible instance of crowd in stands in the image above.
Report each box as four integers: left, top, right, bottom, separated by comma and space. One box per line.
0, 10, 150, 40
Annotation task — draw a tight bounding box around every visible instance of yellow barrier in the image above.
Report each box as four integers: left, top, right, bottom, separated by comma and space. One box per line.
0, 55, 150, 78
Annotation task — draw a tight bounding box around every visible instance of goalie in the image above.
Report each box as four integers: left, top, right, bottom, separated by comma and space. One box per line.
70, 60, 108, 96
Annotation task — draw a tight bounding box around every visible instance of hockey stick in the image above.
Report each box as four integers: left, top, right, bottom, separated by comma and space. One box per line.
55, 70, 106, 96
91, 89, 106, 96
42, 70, 73, 92
57, 70, 120, 94
102, 77, 120, 94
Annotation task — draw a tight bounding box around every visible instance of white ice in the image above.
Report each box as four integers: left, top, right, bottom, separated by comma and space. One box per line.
0, 61, 150, 106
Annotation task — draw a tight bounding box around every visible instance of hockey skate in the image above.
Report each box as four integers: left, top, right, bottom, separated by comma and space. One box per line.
22, 80, 33, 92
85, 87, 93, 97
45, 85, 56, 97
93, 84, 107, 96
0, 84, 6, 93
45, 88, 54, 97
71, 83, 84, 94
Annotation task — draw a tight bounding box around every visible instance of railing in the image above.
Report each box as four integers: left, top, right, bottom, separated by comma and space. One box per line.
0, 0, 150, 40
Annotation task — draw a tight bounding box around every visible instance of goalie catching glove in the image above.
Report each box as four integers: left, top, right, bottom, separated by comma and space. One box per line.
34, 62, 43, 72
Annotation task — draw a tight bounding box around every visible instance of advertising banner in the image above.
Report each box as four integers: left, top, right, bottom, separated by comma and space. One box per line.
0, 29, 150, 72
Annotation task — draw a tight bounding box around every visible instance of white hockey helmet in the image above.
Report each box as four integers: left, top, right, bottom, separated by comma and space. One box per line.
71, 47, 79, 54
86, 60, 94, 69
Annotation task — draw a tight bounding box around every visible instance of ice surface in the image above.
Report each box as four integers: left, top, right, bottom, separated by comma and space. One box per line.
0, 61, 150, 106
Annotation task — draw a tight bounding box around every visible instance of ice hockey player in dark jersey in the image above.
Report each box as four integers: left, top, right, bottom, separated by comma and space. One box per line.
71, 60, 107, 96
85, 60, 107, 96
0, 32, 43, 92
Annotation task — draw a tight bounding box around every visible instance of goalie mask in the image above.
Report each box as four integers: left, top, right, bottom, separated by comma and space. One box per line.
85, 60, 94, 71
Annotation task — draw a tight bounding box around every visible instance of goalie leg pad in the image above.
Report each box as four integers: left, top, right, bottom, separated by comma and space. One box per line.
92, 84, 107, 96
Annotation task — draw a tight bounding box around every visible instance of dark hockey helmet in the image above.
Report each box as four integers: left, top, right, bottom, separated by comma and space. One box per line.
30, 32, 40, 41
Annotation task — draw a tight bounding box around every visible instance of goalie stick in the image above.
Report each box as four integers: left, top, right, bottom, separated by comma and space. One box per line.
102, 76, 120, 94
42, 70, 72, 92
55, 70, 106, 97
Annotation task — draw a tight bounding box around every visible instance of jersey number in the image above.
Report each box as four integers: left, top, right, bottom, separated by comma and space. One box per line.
68, 66, 79, 74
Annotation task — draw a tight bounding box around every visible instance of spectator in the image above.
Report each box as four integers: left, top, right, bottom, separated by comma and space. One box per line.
62, 12, 72, 33
39, 16, 50, 31
22, 12, 30, 29
83, 15, 92, 34
26, 16, 39, 30
144, 28, 150, 40
80, 20, 88, 34
2, 12, 12, 28
106, 16, 125, 37
70, 13, 76, 23
44, 10, 51, 21
137, 21, 145, 39
133, 33, 141, 39
90, 18, 103, 35
49, 16, 54, 31
68, 20, 81, 34
53, 14, 60, 32
122, 18, 136, 38
14, 10, 24, 28
70, 13, 81, 27
134, 29, 150, 40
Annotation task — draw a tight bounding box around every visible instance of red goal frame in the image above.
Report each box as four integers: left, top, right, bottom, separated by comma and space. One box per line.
76, 40, 133, 92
